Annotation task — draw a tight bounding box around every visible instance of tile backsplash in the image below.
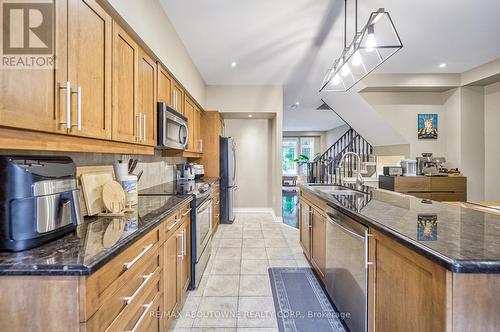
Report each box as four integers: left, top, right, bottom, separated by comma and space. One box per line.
0, 150, 185, 190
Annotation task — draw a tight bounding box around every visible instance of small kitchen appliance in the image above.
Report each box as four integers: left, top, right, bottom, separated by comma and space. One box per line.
176, 163, 195, 181
383, 166, 403, 176
157, 102, 188, 150
192, 164, 205, 179
0, 156, 83, 251
400, 159, 417, 176
416, 153, 447, 176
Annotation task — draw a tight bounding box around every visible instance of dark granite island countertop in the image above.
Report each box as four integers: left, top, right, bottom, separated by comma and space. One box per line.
300, 183, 500, 273
0, 195, 192, 276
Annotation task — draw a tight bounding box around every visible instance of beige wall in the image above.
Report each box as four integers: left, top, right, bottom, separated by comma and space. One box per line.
361, 92, 448, 161
207, 85, 283, 217
224, 119, 272, 209
484, 82, 500, 201
324, 124, 350, 151
106, 0, 206, 106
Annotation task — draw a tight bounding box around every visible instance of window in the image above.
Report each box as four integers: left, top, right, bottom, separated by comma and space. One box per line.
282, 138, 298, 175
300, 137, 314, 175
282, 137, 317, 176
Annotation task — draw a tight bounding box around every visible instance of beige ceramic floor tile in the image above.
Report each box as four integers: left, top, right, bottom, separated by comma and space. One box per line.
242, 238, 265, 248
242, 230, 263, 239
204, 275, 240, 296
266, 247, 294, 260
239, 275, 272, 296
211, 259, 241, 275
268, 259, 298, 268
241, 247, 267, 259
262, 231, 284, 239
263, 238, 289, 248
216, 247, 242, 260
192, 297, 238, 328
237, 297, 277, 328
219, 238, 243, 248
240, 259, 270, 275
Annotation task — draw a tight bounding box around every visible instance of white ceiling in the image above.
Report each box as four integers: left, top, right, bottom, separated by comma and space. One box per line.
160, 0, 500, 131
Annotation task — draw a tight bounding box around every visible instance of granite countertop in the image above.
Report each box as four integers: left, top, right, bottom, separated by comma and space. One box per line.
300, 183, 500, 273
0, 195, 192, 276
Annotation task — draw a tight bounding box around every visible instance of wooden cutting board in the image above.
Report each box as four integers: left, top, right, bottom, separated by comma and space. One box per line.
80, 171, 115, 216
77, 165, 115, 216
102, 181, 126, 213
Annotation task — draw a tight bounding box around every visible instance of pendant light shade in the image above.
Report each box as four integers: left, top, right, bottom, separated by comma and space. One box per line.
320, 8, 402, 92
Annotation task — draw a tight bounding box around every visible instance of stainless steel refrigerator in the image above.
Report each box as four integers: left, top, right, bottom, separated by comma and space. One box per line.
220, 137, 236, 224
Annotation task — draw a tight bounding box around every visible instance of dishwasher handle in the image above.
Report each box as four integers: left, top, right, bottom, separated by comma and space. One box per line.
326, 212, 365, 241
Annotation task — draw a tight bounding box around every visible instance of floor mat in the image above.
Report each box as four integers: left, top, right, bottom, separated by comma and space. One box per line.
269, 267, 347, 332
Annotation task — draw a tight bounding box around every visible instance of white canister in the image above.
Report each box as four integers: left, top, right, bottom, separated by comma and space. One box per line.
114, 161, 129, 180
119, 174, 138, 207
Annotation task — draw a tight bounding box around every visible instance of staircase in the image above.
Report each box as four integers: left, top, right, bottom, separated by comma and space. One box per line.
307, 127, 375, 184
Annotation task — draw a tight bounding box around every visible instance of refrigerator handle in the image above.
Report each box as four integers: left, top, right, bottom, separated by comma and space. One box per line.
232, 142, 236, 183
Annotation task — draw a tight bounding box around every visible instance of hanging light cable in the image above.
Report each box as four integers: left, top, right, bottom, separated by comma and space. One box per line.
320, 1, 403, 92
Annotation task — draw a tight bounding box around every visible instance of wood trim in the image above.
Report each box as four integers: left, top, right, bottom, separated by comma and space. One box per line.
161, 149, 202, 159
0, 127, 154, 155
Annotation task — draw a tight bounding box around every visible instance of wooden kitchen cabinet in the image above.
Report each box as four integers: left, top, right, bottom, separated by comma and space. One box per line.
367, 228, 448, 332
212, 181, 221, 235
310, 208, 326, 279
172, 82, 184, 115
138, 48, 157, 146
67, 0, 112, 139
194, 106, 203, 152
112, 21, 139, 144
299, 200, 312, 260
184, 96, 195, 152
157, 64, 173, 106
200, 111, 223, 177
163, 229, 179, 329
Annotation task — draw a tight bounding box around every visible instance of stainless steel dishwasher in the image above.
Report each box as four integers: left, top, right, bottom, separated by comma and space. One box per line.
325, 205, 371, 332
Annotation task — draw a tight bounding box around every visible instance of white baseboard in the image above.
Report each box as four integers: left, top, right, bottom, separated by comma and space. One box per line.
233, 208, 282, 222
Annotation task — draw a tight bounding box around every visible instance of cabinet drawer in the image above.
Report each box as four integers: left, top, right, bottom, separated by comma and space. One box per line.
86, 252, 162, 331
165, 204, 191, 238
105, 272, 162, 332
83, 226, 161, 320
431, 177, 466, 192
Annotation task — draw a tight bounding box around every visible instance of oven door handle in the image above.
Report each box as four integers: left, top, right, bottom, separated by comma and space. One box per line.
179, 123, 188, 148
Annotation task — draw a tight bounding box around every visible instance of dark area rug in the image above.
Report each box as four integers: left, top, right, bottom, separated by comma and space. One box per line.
269, 267, 347, 332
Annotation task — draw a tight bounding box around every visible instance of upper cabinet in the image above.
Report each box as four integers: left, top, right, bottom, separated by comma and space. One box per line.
157, 64, 173, 106
172, 82, 184, 115
67, 0, 112, 139
139, 49, 157, 146
111, 22, 139, 144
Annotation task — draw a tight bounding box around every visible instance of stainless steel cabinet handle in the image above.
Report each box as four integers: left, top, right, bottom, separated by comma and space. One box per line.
181, 208, 192, 219
127, 301, 153, 332
167, 218, 180, 232
177, 231, 183, 260
182, 229, 187, 257
122, 273, 154, 305
365, 231, 374, 268
143, 113, 146, 141
71, 86, 82, 130
123, 244, 153, 270
59, 81, 71, 129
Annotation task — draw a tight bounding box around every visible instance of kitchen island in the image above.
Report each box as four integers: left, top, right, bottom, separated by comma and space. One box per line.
0, 195, 192, 331
299, 183, 500, 332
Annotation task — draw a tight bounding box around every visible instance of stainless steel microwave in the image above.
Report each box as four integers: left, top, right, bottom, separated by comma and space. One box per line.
157, 102, 188, 150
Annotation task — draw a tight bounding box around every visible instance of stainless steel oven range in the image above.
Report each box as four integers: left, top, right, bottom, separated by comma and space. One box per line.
139, 180, 212, 289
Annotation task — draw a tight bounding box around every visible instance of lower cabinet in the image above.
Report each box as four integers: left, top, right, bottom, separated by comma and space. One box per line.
163, 204, 191, 330
367, 228, 448, 332
212, 181, 220, 235
299, 195, 326, 279
0, 202, 192, 331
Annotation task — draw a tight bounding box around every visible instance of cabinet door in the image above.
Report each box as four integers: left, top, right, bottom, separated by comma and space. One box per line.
299, 200, 311, 259
67, 0, 112, 139
311, 208, 326, 278
184, 97, 195, 152
178, 219, 191, 296
138, 49, 157, 146
172, 83, 184, 115
112, 22, 139, 143
368, 229, 448, 332
157, 64, 173, 105
163, 233, 179, 329
0, 0, 67, 134
194, 107, 202, 152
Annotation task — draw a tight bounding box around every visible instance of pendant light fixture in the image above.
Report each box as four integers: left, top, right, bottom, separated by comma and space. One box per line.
320, 2, 402, 92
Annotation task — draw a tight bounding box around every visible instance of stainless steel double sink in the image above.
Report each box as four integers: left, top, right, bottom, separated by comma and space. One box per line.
306, 184, 365, 196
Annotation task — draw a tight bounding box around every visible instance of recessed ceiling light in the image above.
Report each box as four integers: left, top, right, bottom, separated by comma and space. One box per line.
231, 61, 237, 68
439, 63, 447, 68
248, 114, 253, 118
295, 101, 300, 105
